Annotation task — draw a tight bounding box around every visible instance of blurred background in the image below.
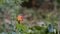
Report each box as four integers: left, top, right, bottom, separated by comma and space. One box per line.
0, 0, 60, 34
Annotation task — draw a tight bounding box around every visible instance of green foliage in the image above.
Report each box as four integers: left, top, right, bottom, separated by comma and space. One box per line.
0, 28, 4, 33
34, 25, 44, 30
16, 24, 26, 31
57, 0, 60, 3
37, 0, 44, 5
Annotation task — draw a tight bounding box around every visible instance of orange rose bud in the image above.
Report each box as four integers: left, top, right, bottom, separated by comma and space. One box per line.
17, 16, 23, 21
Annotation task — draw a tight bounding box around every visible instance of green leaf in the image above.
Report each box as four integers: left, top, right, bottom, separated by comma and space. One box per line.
34, 25, 43, 30
16, 23, 27, 31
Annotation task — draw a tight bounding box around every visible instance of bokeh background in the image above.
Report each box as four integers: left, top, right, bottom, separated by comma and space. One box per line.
0, 0, 60, 34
